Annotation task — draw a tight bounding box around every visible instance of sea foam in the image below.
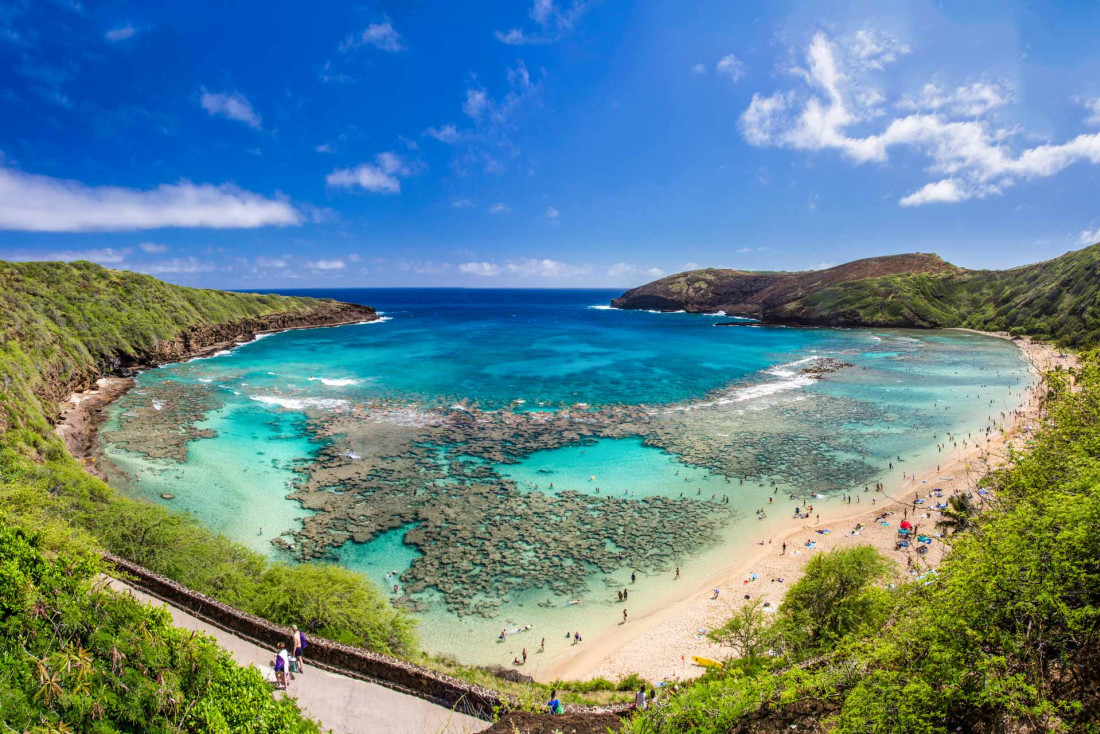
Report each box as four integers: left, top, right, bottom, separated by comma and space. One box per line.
250, 395, 350, 411
308, 377, 362, 387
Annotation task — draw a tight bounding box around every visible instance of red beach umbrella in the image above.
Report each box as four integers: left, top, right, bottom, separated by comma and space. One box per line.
900, 520, 912, 530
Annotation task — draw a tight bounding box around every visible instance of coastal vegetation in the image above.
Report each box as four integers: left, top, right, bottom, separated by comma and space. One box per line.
627, 349, 1100, 733
613, 242, 1100, 347
0, 518, 321, 733
0, 259, 419, 725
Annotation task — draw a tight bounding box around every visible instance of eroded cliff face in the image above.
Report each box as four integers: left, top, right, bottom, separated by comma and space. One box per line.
132, 301, 377, 369
49, 301, 376, 420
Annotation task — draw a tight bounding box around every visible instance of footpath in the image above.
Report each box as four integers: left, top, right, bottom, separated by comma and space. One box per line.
108, 579, 488, 734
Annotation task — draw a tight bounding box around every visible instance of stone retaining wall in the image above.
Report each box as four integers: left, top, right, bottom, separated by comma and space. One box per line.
103, 553, 635, 720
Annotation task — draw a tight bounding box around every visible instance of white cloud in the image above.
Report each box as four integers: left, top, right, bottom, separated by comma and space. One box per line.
425, 124, 460, 143
1082, 97, 1100, 127
200, 90, 261, 129
545, 205, 560, 219
847, 28, 910, 69
463, 89, 488, 119
716, 54, 745, 81
459, 258, 592, 278
740, 29, 1100, 207
308, 259, 345, 270
681, 261, 700, 270
17, 247, 132, 265
341, 22, 404, 53
139, 241, 169, 253
0, 165, 301, 232
899, 81, 1012, 117
348, 253, 361, 262
488, 202, 510, 213
452, 198, 476, 208
105, 24, 136, 41
315, 143, 334, 153
137, 257, 217, 274
459, 261, 501, 276
691, 63, 706, 75
255, 255, 288, 269
496, 0, 591, 45
326, 152, 411, 194
1076, 224, 1100, 245
607, 262, 665, 278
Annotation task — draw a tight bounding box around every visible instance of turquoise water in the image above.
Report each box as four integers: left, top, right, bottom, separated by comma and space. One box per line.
96, 289, 1035, 668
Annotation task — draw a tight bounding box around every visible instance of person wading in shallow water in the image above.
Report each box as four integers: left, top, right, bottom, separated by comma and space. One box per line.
623, 609, 628, 623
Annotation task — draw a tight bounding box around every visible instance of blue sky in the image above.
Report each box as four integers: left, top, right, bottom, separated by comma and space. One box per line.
3, 0, 1100, 288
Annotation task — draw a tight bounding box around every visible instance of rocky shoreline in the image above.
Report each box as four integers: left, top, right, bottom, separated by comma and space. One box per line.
55, 302, 378, 471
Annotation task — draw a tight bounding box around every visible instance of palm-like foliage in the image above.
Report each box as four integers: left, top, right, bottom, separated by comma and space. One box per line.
936, 493, 976, 535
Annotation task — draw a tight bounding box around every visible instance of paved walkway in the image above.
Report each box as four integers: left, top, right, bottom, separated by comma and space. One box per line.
108, 580, 488, 734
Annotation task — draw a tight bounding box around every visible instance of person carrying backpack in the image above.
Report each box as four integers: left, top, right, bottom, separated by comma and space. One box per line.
292, 625, 309, 673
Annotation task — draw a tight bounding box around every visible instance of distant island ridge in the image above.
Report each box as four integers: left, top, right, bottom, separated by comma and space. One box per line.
611, 244, 1100, 346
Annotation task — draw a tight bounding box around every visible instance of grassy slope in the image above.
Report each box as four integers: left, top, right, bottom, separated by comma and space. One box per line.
627, 352, 1100, 733
774, 243, 1100, 346
0, 260, 335, 430
0, 260, 417, 656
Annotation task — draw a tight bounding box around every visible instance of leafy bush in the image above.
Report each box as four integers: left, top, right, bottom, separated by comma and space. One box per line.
0, 518, 321, 733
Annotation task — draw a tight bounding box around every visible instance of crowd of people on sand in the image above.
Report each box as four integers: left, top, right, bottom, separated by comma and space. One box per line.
272, 625, 309, 691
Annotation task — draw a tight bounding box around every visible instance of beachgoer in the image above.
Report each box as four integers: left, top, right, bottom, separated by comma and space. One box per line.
631, 571, 637, 584
292, 625, 308, 672
540, 637, 545, 651
522, 648, 528, 664
548, 690, 563, 714
636, 685, 647, 710
274, 643, 289, 690
712, 588, 720, 599
623, 609, 628, 623
675, 566, 680, 579
623, 588, 628, 601
618, 590, 623, 602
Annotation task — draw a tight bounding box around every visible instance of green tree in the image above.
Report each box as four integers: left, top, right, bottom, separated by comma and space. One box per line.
770, 546, 893, 660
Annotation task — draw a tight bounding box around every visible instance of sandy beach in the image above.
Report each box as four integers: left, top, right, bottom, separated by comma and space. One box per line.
543, 334, 1074, 683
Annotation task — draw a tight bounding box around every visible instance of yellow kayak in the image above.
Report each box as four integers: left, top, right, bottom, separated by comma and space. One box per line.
691, 656, 724, 669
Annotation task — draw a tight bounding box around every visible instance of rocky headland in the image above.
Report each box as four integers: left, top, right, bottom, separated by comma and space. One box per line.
610, 242, 1100, 345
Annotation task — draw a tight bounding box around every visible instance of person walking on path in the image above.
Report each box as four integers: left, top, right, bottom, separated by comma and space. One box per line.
292, 625, 308, 673
274, 643, 289, 690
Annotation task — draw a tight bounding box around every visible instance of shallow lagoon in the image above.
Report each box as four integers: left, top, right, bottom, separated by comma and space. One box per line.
96, 289, 1034, 668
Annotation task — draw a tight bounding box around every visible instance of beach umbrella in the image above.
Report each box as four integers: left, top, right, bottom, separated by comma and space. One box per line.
900, 520, 912, 530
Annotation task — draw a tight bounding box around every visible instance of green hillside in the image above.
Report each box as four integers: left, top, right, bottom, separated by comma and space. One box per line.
776, 243, 1100, 346
0, 260, 417, 731
0, 259, 373, 430
614, 243, 1100, 348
